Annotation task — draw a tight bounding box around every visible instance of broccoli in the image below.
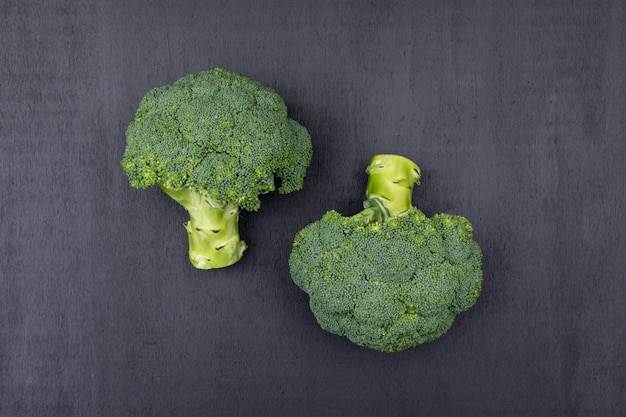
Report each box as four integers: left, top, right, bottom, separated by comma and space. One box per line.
289, 154, 482, 352
122, 68, 312, 269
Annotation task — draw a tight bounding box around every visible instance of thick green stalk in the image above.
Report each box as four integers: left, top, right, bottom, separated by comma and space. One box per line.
158, 185, 247, 269
356, 154, 421, 223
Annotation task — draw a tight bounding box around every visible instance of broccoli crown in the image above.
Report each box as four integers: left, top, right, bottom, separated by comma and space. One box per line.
121, 67, 312, 211
289, 206, 482, 353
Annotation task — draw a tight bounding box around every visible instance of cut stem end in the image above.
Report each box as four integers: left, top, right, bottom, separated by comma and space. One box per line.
361, 154, 421, 221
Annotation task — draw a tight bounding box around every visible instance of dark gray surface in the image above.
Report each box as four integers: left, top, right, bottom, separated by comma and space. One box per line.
1, 1, 625, 416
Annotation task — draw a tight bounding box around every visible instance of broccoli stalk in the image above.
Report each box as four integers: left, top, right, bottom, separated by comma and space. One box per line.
354, 154, 422, 224
158, 185, 246, 269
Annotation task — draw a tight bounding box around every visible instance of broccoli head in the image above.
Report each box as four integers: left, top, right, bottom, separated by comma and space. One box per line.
122, 68, 312, 269
289, 155, 482, 352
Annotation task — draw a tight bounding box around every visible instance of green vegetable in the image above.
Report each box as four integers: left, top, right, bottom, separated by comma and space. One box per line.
289, 154, 482, 352
122, 68, 312, 269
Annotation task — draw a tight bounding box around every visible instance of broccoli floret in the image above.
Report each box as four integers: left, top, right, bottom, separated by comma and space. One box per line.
122, 68, 312, 269
289, 154, 482, 352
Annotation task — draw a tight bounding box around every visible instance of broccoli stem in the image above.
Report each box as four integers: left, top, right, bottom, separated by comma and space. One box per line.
158, 185, 247, 269
356, 154, 422, 223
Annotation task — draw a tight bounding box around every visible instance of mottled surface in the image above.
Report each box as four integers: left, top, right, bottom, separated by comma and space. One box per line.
1, 1, 625, 416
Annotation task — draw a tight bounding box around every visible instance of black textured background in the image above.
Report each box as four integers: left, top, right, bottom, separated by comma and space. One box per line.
1, 1, 625, 416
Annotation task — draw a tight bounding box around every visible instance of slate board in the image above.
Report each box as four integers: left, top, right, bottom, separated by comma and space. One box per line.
1, 1, 625, 416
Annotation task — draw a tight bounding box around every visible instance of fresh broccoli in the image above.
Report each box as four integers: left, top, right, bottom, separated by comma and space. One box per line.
122, 68, 312, 269
289, 154, 482, 352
